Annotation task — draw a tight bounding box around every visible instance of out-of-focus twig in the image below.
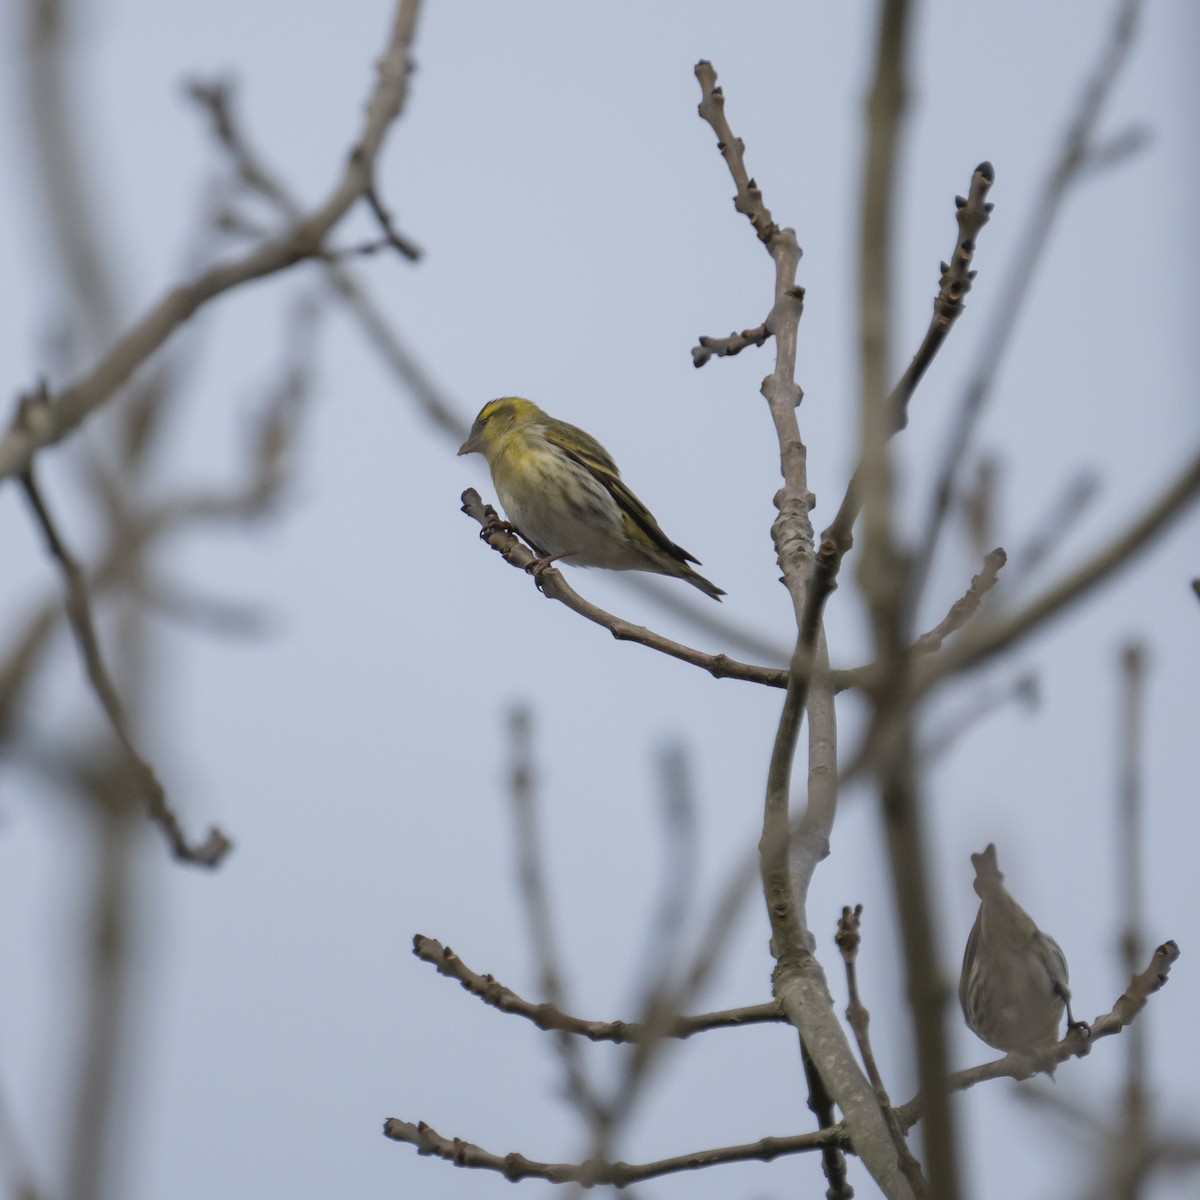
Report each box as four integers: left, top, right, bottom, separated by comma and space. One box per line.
920, 450, 1200, 686
594, 745, 703, 1159
1004, 470, 1101, 591
1116, 642, 1149, 1200
921, 672, 1038, 762
186, 77, 466, 445
507, 707, 603, 1128
0, 1068, 44, 1200
0, 0, 424, 483
855, 1, 957, 1196
18, 458, 231, 867
65, 754, 137, 1200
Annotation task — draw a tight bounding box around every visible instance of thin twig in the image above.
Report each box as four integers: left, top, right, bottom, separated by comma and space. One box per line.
411, 936, 784, 1041
692, 322, 770, 367
363, 182, 422, 260
18, 461, 230, 866
837, 905, 928, 1198
799, 1037, 854, 1200
820, 161, 995, 577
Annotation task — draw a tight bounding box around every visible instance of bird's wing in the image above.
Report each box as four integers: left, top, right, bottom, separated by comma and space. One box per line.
545, 423, 701, 566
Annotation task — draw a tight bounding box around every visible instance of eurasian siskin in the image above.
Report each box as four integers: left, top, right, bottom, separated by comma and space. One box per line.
959, 843, 1078, 1053
458, 397, 725, 600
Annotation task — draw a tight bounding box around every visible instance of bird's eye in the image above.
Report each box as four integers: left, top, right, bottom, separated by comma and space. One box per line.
478, 415, 490, 427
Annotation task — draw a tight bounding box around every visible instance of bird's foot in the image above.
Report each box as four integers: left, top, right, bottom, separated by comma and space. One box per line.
480, 516, 517, 542
1057, 984, 1091, 1043
526, 553, 565, 591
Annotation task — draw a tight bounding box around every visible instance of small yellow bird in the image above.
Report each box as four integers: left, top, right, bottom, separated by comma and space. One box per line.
459, 397, 724, 600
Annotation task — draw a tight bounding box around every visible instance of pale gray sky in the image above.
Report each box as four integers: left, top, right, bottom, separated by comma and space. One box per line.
1, 3, 1197, 1199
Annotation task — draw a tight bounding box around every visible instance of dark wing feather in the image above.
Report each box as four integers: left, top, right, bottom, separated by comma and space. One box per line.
544, 423, 701, 566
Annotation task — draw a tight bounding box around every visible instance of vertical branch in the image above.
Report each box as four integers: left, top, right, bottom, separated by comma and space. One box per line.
24, 0, 122, 356
66, 760, 138, 1200
1116, 643, 1149, 1200
597, 745, 700, 1149
837, 905, 928, 1198
695, 60, 913, 1200
507, 708, 603, 1130
857, 2, 960, 1199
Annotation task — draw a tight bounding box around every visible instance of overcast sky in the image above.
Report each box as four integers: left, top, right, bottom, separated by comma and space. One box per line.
1, 2, 1197, 1199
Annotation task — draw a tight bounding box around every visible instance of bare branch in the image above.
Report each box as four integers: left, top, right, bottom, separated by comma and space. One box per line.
695, 58, 910, 1200
820, 160, 995, 572
383, 1116, 840, 1186
692, 322, 769, 367
410, 936, 783, 1041
362, 182, 422, 261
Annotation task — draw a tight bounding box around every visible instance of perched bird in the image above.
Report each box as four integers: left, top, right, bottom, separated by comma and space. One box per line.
458, 397, 724, 600
959, 843, 1080, 1053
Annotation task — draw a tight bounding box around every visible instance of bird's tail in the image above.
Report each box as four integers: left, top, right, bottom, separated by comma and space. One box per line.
682, 564, 726, 601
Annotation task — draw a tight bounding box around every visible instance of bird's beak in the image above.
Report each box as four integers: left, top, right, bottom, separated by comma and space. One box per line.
458, 428, 480, 456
